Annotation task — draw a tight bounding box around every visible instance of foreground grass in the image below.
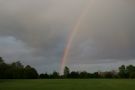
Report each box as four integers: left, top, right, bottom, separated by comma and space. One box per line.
0, 79, 135, 90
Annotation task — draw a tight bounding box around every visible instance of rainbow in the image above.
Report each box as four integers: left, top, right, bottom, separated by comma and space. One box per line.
60, 1, 91, 75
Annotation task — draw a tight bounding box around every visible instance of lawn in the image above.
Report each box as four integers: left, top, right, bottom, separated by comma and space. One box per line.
0, 79, 135, 90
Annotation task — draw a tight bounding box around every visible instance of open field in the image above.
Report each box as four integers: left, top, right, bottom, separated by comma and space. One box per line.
0, 79, 135, 90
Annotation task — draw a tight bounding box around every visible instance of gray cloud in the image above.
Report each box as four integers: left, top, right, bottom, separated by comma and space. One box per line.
0, 0, 135, 73
68, 0, 135, 63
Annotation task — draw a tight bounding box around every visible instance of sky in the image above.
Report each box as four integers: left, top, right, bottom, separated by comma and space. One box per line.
0, 0, 135, 73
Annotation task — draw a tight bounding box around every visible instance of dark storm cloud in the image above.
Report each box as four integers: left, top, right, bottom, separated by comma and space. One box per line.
0, 0, 135, 73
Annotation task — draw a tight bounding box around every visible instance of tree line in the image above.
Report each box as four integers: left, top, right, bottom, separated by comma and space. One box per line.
1, 57, 135, 79
0, 57, 38, 79
39, 66, 135, 79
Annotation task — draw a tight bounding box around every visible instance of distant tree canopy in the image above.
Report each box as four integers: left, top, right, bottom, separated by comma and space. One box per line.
39, 65, 135, 79
64, 66, 70, 78
1, 56, 135, 79
119, 65, 135, 78
0, 57, 38, 79
0, 57, 4, 64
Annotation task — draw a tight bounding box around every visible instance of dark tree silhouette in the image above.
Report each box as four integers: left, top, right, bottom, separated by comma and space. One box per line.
39, 73, 50, 79
1, 56, 135, 79
24, 65, 38, 79
0, 57, 38, 79
64, 66, 70, 78
118, 65, 127, 78
126, 65, 135, 78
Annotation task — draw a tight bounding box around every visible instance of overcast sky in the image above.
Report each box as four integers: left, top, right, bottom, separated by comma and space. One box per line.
0, 0, 135, 73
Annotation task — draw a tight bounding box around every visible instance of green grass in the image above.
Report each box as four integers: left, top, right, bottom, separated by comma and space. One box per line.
0, 79, 135, 90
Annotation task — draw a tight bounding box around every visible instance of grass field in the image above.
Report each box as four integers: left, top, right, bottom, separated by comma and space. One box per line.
0, 79, 135, 90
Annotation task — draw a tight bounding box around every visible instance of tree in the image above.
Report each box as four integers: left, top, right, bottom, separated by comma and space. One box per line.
126, 65, 135, 78
64, 66, 70, 78
103, 72, 114, 78
50, 71, 59, 79
24, 65, 38, 79
11, 61, 24, 68
39, 74, 45, 79
93, 72, 100, 78
44, 73, 50, 78
0, 56, 39, 79
0, 60, 8, 79
129, 72, 135, 78
8, 61, 24, 79
119, 65, 127, 78
69, 71, 79, 78
80, 71, 89, 78
0, 57, 4, 64
40, 73, 49, 79
126, 65, 135, 73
